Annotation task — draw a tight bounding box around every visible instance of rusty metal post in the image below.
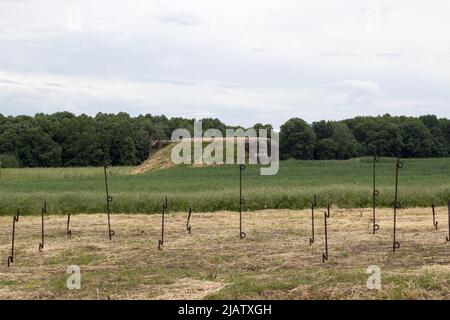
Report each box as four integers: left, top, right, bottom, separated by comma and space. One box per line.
322, 208, 329, 263
393, 156, 403, 252
39, 201, 46, 252
186, 208, 192, 234
67, 213, 72, 237
309, 194, 317, 245
158, 196, 168, 250
239, 164, 246, 239
447, 201, 450, 242
432, 203, 439, 230
373, 149, 380, 234
7, 209, 20, 267
104, 165, 115, 240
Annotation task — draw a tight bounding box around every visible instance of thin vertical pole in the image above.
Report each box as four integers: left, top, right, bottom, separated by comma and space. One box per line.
432, 203, 438, 230
309, 194, 317, 245
158, 204, 164, 250
104, 165, 115, 240
393, 156, 403, 252
446, 201, 450, 242
7, 209, 19, 267
373, 149, 380, 234
239, 164, 246, 239
186, 208, 192, 234
158, 196, 168, 250
322, 209, 329, 263
39, 201, 46, 252
67, 213, 72, 237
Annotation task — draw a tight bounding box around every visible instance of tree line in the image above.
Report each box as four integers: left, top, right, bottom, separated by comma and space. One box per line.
280, 114, 450, 160
0, 112, 448, 167
0, 112, 258, 168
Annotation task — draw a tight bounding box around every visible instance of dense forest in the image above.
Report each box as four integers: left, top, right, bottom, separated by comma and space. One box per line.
0, 112, 449, 167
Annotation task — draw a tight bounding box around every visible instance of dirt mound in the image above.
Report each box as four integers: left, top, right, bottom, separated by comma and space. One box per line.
132, 137, 262, 174
131, 143, 175, 174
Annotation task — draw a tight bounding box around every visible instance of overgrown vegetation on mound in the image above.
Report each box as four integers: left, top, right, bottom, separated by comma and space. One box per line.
1, 158, 450, 215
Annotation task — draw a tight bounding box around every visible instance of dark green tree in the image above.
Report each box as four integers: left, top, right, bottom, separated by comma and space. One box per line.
399, 118, 434, 157
315, 138, 338, 160
253, 123, 273, 138
58, 115, 103, 166
280, 118, 316, 160
312, 120, 333, 140
331, 122, 360, 159
352, 117, 403, 156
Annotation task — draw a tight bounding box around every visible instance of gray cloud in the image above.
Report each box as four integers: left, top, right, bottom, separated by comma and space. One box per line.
376, 52, 405, 58
251, 48, 270, 53
157, 10, 201, 26
137, 77, 196, 86
0, 0, 450, 127
45, 82, 66, 88
0, 78, 24, 85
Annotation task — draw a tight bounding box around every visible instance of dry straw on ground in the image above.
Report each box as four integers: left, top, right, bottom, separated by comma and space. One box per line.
131, 144, 175, 174
0, 207, 449, 300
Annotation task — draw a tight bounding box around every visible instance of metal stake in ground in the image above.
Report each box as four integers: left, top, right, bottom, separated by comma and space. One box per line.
393, 156, 403, 253
67, 213, 72, 237
239, 164, 246, 239
186, 208, 192, 234
104, 165, 115, 240
7, 209, 20, 267
309, 194, 317, 245
322, 207, 330, 263
432, 203, 439, 230
39, 201, 46, 252
372, 149, 380, 234
446, 200, 450, 242
158, 196, 168, 250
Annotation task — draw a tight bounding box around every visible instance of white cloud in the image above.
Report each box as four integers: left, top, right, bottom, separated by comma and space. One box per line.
341, 80, 385, 105
342, 80, 383, 95
158, 9, 202, 26
1, 0, 450, 126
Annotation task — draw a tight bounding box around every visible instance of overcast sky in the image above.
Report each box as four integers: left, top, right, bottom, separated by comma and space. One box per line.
0, 0, 450, 128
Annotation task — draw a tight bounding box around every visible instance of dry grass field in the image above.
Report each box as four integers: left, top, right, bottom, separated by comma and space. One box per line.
0, 207, 449, 300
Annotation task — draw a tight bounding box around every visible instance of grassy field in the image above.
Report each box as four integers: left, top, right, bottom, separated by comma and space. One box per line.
0, 208, 449, 299
1, 158, 450, 215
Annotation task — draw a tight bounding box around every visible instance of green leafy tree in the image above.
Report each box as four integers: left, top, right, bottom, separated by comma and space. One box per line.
352, 117, 403, 156
315, 138, 338, 160
331, 122, 360, 159
280, 118, 316, 160
312, 120, 333, 140
58, 115, 103, 166
0, 154, 21, 168
201, 118, 227, 135
420, 115, 447, 156
399, 118, 434, 157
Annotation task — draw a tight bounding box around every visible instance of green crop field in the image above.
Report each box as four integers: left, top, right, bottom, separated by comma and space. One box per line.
1, 157, 450, 216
